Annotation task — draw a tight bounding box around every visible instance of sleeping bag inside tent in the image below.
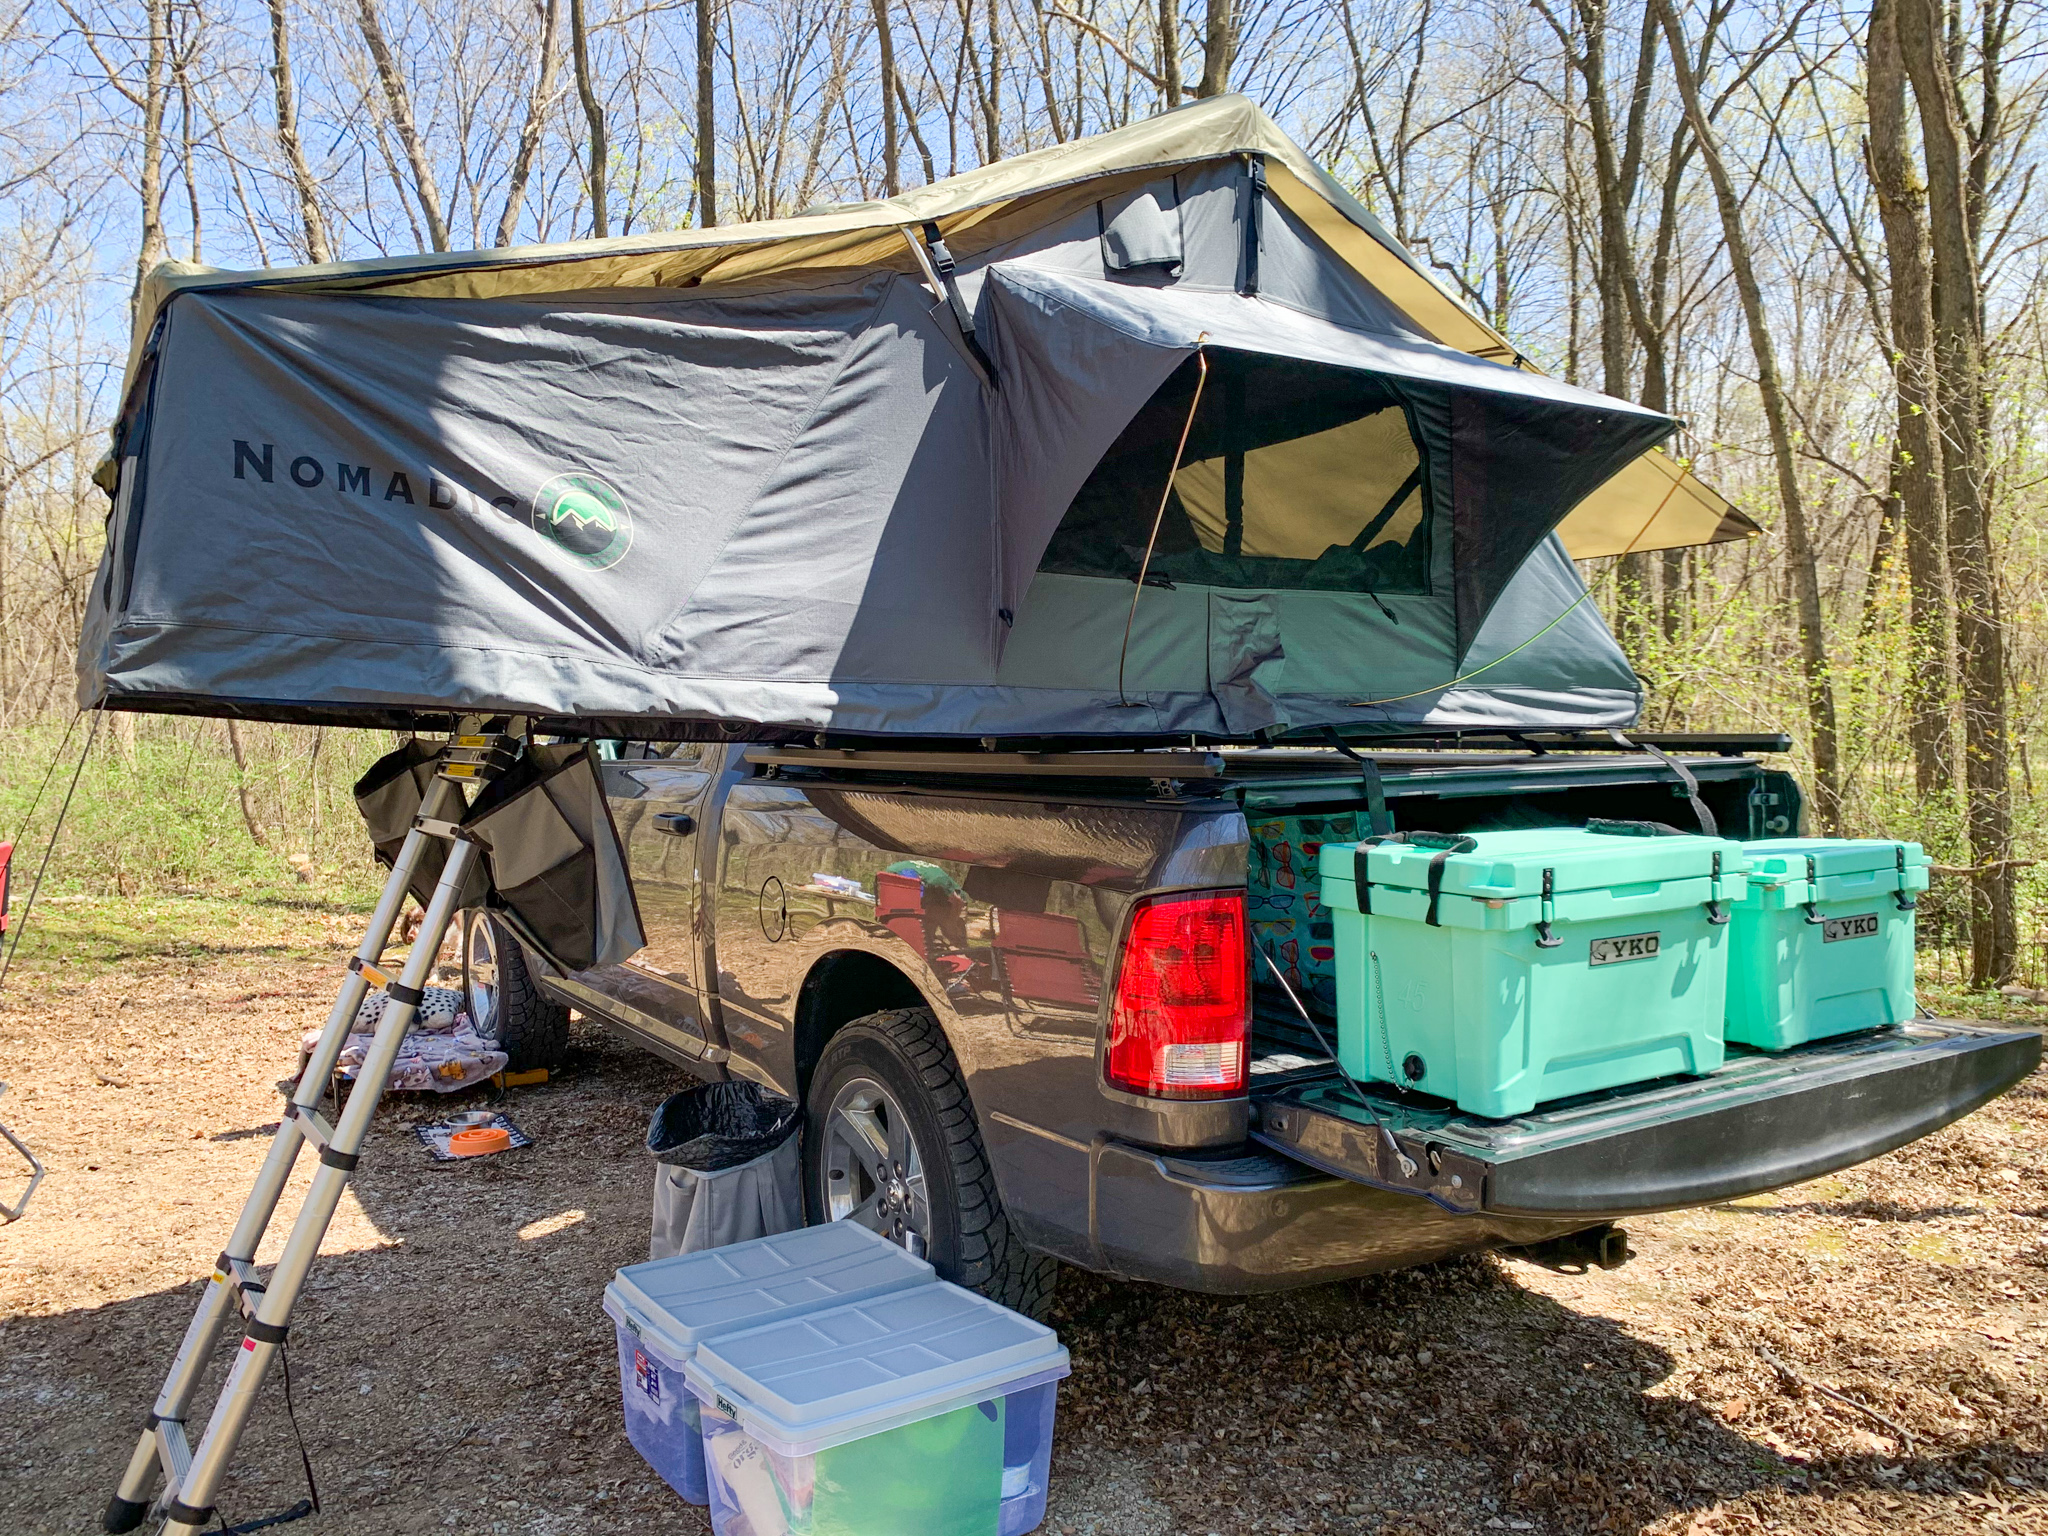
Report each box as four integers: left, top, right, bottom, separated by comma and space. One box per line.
77, 97, 1748, 741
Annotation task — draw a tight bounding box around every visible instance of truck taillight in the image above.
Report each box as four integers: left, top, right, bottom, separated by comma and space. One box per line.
1104, 890, 1248, 1099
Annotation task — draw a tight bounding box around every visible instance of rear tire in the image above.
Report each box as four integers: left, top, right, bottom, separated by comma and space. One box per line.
462, 908, 571, 1072
805, 1007, 1059, 1319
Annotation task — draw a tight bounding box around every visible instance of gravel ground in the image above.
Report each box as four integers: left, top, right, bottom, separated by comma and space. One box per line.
2, 902, 2046, 1535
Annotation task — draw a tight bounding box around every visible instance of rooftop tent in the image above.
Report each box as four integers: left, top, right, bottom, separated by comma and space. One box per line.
77, 98, 1744, 741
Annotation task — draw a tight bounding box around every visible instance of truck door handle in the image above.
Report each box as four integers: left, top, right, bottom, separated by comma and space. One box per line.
655, 812, 696, 837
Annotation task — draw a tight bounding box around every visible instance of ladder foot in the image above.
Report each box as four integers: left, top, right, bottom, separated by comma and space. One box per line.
101, 1494, 152, 1533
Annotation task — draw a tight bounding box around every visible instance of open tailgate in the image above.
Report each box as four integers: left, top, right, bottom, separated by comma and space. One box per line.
1250, 1021, 2039, 1218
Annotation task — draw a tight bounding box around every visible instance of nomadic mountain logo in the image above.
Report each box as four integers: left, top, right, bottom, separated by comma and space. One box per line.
228, 441, 633, 572
532, 471, 633, 570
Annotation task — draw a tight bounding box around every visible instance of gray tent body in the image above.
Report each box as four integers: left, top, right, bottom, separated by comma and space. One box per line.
79, 158, 1669, 740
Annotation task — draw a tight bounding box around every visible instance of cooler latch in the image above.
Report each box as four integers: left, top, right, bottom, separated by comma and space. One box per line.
1534, 867, 1562, 948
1704, 849, 1730, 926
1802, 854, 1825, 925
1893, 843, 1918, 912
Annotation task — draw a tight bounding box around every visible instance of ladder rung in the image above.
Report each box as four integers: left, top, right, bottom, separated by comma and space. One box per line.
156, 1416, 192, 1487
283, 1102, 335, 1154
222, 1257, 267, 1320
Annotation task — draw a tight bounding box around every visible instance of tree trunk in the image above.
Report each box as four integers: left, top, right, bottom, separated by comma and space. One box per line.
134, 0, 170, 306
981, 0, 1002, 158
497, 0, 562, 247
1865, 0, 1954, 799
569, 0, 607, 236
1652, 0, 1843, 831
355, 0, 450, 250
873, 0, 900, 194
1896, 0, 2014, 985
1552, 0, 1668, 664
1158, 0, 1181, 107
225, 721, 269, 848
1194, 0, 1231, 97
266, 0, 332, 262
173, 7, 200, 261
696, 0, 717, 226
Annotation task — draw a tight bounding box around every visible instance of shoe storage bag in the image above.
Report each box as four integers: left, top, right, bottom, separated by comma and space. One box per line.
352, 738, 489, 910
458, 742, 644, 973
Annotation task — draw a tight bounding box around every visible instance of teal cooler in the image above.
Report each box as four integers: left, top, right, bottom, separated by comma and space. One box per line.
1725, 838, 1928, 1050
1321, 827, 1748, 1118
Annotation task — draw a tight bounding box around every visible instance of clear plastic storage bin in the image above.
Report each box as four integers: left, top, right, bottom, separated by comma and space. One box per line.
604, 1222, 935, 1505
684, 1280, 1070, 1536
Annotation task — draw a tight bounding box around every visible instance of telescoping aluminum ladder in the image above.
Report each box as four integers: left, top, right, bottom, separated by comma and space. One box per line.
102, 723, 523, 1535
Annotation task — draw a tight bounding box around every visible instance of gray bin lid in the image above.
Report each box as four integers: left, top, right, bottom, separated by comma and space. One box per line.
684, 1280, 1072, 1457
604, 1221, 934, 1368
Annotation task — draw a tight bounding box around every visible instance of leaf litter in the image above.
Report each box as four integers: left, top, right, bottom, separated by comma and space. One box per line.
2, 904, 2045, 1534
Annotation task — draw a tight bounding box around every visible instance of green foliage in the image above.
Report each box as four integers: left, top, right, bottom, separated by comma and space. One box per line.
0, 892, 371, 980
1609, 533, 2048, 993
0, 715, 389, 907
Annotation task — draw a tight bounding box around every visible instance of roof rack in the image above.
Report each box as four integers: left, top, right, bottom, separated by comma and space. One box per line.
1307, 730, 1791, 756
745, 746, 1226, 778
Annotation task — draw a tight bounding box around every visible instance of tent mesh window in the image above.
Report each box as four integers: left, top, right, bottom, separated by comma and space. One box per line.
1039, 351, 1434, 596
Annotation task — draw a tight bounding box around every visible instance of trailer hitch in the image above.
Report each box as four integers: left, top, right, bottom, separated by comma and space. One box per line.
1502, 1224, 1633, 1274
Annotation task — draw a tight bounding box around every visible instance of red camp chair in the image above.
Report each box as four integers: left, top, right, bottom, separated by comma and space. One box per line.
875, 871, 975, 983
874, 870, 929, 952
991, 909, 1100, 1010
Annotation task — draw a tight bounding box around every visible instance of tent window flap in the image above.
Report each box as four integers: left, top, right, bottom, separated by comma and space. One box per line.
1037, 351, 1434, 596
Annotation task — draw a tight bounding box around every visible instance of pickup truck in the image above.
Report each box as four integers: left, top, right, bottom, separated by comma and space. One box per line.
456, 734, 2039, 1315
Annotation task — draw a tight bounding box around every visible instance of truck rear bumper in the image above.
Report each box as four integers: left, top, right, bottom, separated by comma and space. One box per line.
1075, 1140, 1589, 1294
1249, 1020, 2039, 1219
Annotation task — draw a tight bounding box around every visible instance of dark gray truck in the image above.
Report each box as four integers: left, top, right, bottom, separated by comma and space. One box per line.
458, 735, 2038, 1314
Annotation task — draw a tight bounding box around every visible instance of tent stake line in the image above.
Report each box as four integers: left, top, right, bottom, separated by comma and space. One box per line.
102, 723, 523, 1536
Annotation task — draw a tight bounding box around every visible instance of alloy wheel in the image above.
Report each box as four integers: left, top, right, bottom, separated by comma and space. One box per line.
819, 1075, 930, 1257
463, 911, 500, 1038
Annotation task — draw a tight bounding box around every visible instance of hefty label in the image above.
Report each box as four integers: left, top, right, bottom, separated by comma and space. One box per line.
633, 1347, 661, 1401
1823, 912, 1881, 943
1589, 932, 1660, 966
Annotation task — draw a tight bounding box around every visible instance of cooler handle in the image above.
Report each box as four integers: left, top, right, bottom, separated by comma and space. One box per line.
1376, 831, 1480, 853
1584, 817, 1684, 837
1534, 867, 1562, 948
1355, 832, 1478, 927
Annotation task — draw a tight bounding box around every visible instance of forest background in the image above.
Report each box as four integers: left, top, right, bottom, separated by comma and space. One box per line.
0, 0, 2042, 988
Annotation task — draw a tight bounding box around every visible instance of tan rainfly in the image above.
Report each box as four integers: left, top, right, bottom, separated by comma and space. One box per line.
119, 96, 1752, 562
